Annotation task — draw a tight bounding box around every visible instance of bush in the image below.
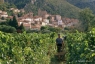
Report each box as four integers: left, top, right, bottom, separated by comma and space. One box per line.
40, 26, 62, 33
26, 29, 40, 33
48, 26, 61, 33
0, 25, 16, 33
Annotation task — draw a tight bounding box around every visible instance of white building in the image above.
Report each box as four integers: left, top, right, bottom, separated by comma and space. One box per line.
0, 10, 2, 13
24, 18, 33, 23
19, 18, 34, 25
58, 20, 63, 25
43, 19, 49, 24
13, 9, 20, 13
1, 15, 8, 18
33, 16, 42, 22
42, 22, 47, 26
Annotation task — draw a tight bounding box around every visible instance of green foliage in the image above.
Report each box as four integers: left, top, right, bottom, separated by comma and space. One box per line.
18, 23, 25, 32
1, 17, 5, 20
0, 17, 26, 33
0, 16, 19, 33
26, 29, 40, 33
87, 28, 95, 50
0, 28, 95, 63
40, 26, 48, 31
0, 21, 8, 25
0, 31, 56, 64
9, 16, 18, 29
40, 26, 61, 33
7, 10, 14, 16
0, 25, 16, 33
35, 0, 46, 8
67, 0, 95, 14
4, 0, 95, 18
4, 0, 30, 9
46, 0, 80, 18
11, 0, 81, 18
24, 4, 38, 15
47, 26, 61, 33
17, 12, 24, 17
66, 30, 95, 63
79, 8, 95, 31
0, 2, 16, 16
0, 3, 16, 11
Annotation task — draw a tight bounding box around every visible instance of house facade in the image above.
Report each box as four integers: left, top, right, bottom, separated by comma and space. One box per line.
56, 15, 61, 21
0, 11, 8, 18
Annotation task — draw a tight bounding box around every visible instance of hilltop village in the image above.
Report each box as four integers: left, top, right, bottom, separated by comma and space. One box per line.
0, 8, 79, 30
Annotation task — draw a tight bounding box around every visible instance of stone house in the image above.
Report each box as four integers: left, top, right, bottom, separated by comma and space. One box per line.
18, 20, 31, 30
0, 10, 2, 13
43, 19, 49, 24
33, 16, 42, 25
58, 20, 63, 25
0, 11, 8, 18
56, 15, 61, 21
62, 18, 79, 27
49, 15, 56, 24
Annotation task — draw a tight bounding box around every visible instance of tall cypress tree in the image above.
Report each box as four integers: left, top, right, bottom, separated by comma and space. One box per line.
10, 15, 18, 29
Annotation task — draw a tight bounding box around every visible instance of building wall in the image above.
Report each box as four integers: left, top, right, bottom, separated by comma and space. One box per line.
56, 15, 61, 21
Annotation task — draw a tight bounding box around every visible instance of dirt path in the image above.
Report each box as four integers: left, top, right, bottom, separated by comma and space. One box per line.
50, 52, 66, 64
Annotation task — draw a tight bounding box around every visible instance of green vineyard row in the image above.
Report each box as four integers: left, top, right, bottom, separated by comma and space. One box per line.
0, 28, 95, 64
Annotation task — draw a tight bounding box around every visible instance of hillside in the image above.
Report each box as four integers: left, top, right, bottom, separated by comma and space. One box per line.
4, 0, 95, 17
4, 0, 81, 18
4, 0, 31, 8
67, 0, 95, 13
67, 0, 95, 4
24, 0, 81, 18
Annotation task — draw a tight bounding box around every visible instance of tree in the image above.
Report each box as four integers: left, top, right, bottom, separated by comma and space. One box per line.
10, 15, 18, 29
1, 17, 5, 20
17, 12, 24, 17
0, 25, 16, 33
35, 0, 45, 7
40, 26, 47, 31
0, 3, 16, 11
79, 8, 95, 31
18, 23, 25, 32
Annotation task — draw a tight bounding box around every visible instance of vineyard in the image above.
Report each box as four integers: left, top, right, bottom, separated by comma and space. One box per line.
0, 28, 95, 64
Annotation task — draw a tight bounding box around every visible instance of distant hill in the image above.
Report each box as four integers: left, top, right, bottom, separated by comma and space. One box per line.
24, 0, 81, 18
67, 0, 95, 13
4, 0, 81, 18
